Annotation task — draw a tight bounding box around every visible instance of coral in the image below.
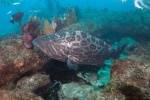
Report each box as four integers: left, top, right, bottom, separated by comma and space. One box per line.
43, 19, 55, 35
16, 74, 50, 91
28, 17, 44, 36
22, 19, 40, 35
23, 33, 33, 43
23, 34, 34, 49
22, 19, 40, 49
42, 6, 80, 34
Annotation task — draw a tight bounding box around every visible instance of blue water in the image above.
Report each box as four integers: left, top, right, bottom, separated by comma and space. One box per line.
1, 1, 150, 99
0, 0, 137, 37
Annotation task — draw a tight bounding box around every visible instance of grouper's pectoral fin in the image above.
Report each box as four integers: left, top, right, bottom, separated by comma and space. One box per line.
67, 55, 78, 70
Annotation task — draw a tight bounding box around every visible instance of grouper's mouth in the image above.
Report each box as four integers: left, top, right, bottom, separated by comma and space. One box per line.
32, 38, 47, 54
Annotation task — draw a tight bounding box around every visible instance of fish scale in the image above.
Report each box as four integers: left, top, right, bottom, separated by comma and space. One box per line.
32, 31, 126, 70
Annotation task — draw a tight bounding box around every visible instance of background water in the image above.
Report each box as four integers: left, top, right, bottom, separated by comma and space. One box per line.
0, 0, 136, 37
0, 1, 150, 99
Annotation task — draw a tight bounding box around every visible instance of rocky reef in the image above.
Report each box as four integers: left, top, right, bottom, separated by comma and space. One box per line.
108, 42, 150, 99
0, 7, 150, 100
110, 58, 150, 99
58, 82, 93, 100
0, 89, 44, 100
81, 9, 150, 36
61, 9, 150, 43
0, 35, 49, 88
16, 74, 50, 91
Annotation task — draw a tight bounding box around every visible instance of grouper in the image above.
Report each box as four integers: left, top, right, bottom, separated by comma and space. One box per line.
32, 31, 126, 70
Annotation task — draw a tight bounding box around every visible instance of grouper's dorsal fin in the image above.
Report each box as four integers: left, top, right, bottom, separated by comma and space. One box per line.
104, 40, 115, 46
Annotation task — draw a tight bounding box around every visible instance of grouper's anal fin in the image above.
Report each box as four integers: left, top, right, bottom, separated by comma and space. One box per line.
110, 44, 126, 59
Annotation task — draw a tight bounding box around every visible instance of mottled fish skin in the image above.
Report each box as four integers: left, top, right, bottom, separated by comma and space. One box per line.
32, 31, 116, 67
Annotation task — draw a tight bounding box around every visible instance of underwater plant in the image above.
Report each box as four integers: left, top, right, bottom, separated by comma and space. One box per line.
43, 19, 56, 35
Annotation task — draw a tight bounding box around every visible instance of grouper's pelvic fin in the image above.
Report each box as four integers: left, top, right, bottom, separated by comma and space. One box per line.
110, 44, 126, 59
67, 55, 78, 70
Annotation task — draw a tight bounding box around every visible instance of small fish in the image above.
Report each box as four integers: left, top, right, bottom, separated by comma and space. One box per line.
32, 31, 126, 70
29, 10, 41, 13
13, 2, 21, 6
134, 0, 150, 10
134, 0, 143, 9
7, 11, 12, 15
10, 12, 24, 24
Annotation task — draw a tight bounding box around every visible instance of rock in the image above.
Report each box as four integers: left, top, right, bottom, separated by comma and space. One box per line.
58, 82, 93, 100
77, 71, 107, 90
0, 35, 49, 87
0, 89, 43, 100
80, 10, 150, 37
118, 37, 140, 55
77, 71, 126, 100
16, 74, 50, 91
110, 59, 150, 99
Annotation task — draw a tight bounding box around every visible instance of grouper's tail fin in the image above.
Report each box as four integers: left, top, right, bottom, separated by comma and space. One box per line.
110, 44, 126, 59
